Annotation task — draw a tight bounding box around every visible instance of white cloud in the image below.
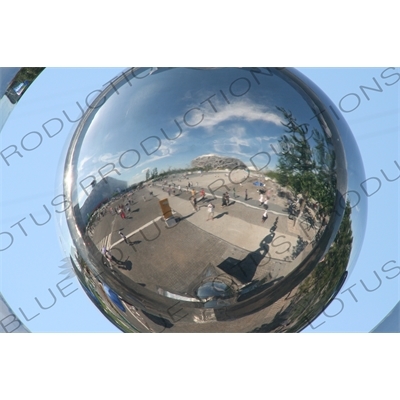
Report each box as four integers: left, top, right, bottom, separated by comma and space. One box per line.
198, 98, 283, 131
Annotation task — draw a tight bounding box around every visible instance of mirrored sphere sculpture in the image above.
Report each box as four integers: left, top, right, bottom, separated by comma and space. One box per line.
58, 68, 367, 332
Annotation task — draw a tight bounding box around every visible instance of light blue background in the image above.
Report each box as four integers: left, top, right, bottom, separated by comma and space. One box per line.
0, 67, 398, 332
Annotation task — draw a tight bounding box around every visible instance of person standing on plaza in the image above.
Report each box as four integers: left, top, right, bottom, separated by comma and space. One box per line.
222, 194, 227, 207
190, 196, 198, 212
105, 250, 113, 261
119, 230, 129, 244
245, 189, 248, 201
262, 210, 268, 223
102, 246, 116, 264
104, 250, 116, 266
225, 192, 230, 206
207, 202, 215, 221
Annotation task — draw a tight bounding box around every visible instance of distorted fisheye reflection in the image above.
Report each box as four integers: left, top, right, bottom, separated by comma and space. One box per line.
58, 67, 366, 332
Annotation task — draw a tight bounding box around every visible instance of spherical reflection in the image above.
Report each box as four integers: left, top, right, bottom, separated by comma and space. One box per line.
58, 68, 366, 332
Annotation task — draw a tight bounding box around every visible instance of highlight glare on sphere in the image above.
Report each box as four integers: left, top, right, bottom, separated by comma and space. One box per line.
58, 68, 366, 332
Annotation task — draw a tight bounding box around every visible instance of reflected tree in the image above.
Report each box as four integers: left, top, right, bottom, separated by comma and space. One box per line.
287, 201, 353, 331
151, 167, 158, 179
8, 67, 45, 84
274, 107, 336, 222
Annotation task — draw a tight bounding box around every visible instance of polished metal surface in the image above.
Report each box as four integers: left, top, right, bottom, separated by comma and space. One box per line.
371, 300, 400, 333
0, 292, 30, 333
58, 67, 367, 332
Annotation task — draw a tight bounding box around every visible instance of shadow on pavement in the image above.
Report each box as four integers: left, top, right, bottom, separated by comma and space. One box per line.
214, 211, 229, 219
217, 226, 281, 284
118, 259, 132, 271
177, 212, 195, 221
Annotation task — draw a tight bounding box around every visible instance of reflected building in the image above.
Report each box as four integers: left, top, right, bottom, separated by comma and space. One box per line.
58, 67, 368, 332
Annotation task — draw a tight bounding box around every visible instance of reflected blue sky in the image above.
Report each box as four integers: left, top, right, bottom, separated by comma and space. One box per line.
74, 68, 338, 206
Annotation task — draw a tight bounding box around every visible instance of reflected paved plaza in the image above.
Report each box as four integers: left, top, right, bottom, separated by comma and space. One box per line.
89, 171, 321, 304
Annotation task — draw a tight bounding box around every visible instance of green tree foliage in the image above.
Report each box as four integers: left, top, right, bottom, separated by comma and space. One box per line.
288, 201, 353, 331
274, 107, 336, 217
9, 67, 45, 86
151, 167, 158, 179
5, 67, 45, 104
